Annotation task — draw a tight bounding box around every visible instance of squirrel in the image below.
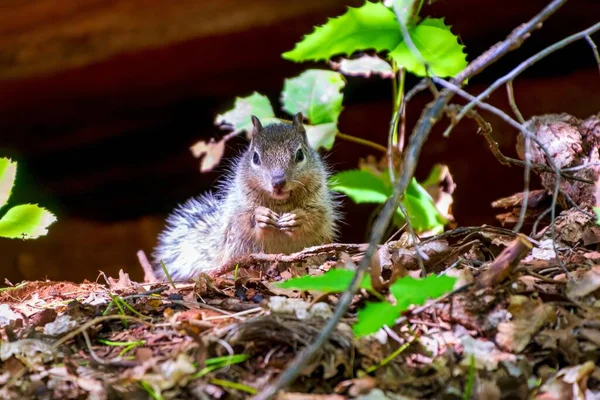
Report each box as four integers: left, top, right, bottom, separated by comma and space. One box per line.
151, 112, 341, 281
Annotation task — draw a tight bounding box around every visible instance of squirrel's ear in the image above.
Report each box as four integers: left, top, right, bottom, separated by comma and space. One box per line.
292, 112, 306, 134
250, 115, 262, 137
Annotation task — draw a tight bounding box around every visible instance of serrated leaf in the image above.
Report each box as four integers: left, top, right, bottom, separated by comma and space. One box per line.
214, 92, 276, 134
390, 274, 457, 309
0, 204, 57, 239
335, 55, 394, 79
276, 268, 373, 293
305, 123, 337, 151
281, 69, 346, 125
389, 17, 467, 78
353, 274, 457, 337
353, 301, 398, 336
0, 157, 17, 209
329, 169, 391, 204
283, 1, 402, 63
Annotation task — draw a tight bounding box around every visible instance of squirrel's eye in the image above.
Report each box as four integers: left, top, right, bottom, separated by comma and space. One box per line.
252, 151, 261, 165
295, 149, 305, 162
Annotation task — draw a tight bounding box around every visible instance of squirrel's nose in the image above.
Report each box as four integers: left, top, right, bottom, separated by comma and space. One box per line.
272, 175, 287, 191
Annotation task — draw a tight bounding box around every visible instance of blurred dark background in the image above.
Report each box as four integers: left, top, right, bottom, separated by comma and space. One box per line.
1, 0, 599, 283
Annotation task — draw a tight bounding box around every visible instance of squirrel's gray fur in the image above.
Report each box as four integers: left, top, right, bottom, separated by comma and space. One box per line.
151, 113, 341, 281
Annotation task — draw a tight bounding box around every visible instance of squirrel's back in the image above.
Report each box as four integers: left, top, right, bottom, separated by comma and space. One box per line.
151, 113, 340, 281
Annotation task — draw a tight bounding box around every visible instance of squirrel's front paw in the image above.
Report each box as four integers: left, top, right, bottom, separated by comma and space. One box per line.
277, 209, 306, 233
255, 206, 279, 229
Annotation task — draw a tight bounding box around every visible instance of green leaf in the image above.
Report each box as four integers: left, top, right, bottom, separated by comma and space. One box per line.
402, 178, 446, 232
0, 204, 57, 239
329, 169, 391, 204
594, 206, 600, 225
353, 301, 398, 336
336, 55, 394, 79
389, 274, 457, 309
214, 92, 276, 134
281, 69, 346, 125
276, 268, 373, 293
282, 1, 402, 63
389, 17, 467, 78
353, 274, 457, 337
305, 123, 337, 151
0, 157, 17, 209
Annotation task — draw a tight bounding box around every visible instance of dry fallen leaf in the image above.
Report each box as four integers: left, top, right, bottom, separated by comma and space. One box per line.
190, 138, 226, 172
535, 361, 597, 400
496, 295, 556, 353
566, 266, 600, 300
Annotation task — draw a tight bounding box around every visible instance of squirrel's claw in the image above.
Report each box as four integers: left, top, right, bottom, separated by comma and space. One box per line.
277, 209, 306, 230
255, 206, 279, 229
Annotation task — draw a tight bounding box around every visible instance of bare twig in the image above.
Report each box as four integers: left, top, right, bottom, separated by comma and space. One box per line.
505, 81, 526, 124
505, 80, 530, 233
447, 105, 592, 184
137, 249, 158, 283
336, 132, 387, 153
444, 21, 600, 137
586, 34, 600, 75
251, 2, 568, 399
432, 76, 574, 278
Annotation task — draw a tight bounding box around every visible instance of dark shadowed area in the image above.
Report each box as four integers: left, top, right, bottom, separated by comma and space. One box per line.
1, 0, 599, 283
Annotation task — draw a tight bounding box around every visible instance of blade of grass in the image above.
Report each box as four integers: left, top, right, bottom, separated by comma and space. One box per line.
0, 282, 27, 292
161, 260, 177, 289
192, 354, 250, 379
140, 381, 163, 400
210, 378, 257, 395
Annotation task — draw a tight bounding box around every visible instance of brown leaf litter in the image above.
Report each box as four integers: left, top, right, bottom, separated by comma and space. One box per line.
1, 220, 600, 399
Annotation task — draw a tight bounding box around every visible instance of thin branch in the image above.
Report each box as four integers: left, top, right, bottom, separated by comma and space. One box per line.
251, 2, 568, 399
504, 80, 530, 232
446, 104, 592, 184
335, 132, 387, 153
444, 21, 600, 137
586, 34, 600, 75
506, 81, 526, 124
432, 76, 577, 277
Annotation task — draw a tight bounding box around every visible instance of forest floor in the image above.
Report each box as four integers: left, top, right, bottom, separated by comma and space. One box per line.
1, 208, 600, 400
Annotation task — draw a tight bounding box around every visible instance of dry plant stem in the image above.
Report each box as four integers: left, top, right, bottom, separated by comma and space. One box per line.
137, 249, 158, 283
507, 81, 531, 233
252, 2, 568, 399
451, 105, 591, 184
336, 131, 387, 153
444, 20, 600, 136
531, 206, 552, 238
586, 35, 600, 74
433, 76, 575, 277
505, 82, 526, 124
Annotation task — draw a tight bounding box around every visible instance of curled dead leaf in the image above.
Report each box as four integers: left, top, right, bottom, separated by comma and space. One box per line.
535, 361, 597, 400
566, 266, 600, 300
189, 138, 226, 172
496, 295, 556, 353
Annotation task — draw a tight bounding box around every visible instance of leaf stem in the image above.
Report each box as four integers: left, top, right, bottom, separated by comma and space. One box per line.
336, 132, 387, 153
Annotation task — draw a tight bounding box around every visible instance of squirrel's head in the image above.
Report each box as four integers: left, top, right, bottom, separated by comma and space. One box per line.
244, 112, 321, 202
